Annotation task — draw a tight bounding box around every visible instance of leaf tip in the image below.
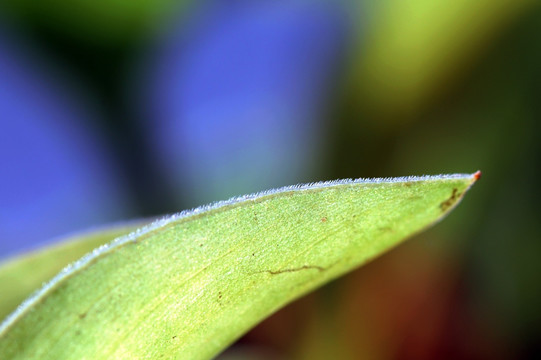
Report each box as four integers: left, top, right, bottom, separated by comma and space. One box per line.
473, 170, 482, 181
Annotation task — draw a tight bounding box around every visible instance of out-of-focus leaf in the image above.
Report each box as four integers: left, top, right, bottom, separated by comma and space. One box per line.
351, 0, 535, 121
0, 173, 479, 359
0, 221, 147, 322
0, 0, 193, 44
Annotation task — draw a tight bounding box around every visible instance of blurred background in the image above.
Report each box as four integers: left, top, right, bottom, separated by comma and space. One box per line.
0, 0, 540, 358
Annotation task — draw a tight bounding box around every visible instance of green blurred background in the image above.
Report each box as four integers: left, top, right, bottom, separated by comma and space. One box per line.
0, 0, 540, 358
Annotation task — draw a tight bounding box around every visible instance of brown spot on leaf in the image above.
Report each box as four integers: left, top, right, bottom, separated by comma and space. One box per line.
321, 217, 327, 222
440, 188, 464, 212
78, 312, 87, 319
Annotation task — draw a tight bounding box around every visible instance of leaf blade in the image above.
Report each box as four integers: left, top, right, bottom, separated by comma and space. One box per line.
0, 173, 479, 359
0, 221, 147, 322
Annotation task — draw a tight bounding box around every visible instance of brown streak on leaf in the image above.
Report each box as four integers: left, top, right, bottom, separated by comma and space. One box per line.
263, 265, 326, 275
439, 188, 464, 212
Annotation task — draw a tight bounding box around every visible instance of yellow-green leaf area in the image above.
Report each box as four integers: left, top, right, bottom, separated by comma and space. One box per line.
0, 173, 479, 359
0, 221, 146, 321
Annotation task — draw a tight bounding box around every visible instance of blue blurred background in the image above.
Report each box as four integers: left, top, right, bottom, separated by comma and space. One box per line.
1, 0, 540, 358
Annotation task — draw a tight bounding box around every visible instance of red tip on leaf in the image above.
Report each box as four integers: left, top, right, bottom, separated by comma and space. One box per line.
473, 171, 482, 181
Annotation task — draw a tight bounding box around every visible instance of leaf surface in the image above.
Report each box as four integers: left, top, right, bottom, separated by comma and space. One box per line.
0, 222, 146, 321
0, 173, 480, 359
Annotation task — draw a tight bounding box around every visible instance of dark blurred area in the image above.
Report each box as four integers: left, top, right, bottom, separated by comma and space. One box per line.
0, 0, 540, 358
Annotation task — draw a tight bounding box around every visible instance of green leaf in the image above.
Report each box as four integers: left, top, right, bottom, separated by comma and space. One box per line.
0, 221, 147, 322
0, 173, 480, 359
0, 0, 193, 44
